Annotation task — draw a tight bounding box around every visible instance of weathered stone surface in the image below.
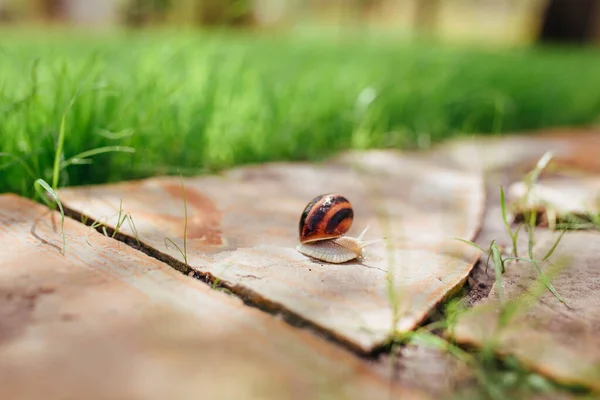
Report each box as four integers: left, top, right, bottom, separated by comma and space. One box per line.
452, 222, 600, 392
58, 151, 484, 353
0, 194, 427, 400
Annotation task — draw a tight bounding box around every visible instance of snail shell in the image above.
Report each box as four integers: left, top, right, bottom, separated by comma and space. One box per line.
296, 193, 378, 263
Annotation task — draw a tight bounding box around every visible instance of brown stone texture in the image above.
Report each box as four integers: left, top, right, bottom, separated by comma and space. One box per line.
0, 194, 427, 400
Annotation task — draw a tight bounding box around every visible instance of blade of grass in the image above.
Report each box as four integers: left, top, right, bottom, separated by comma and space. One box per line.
112, 199, 126, 238
179, 173, 188, 266
33, 178, 66, 255
162, 173, 189, 266
505, 256, 568, 306
529, 259, 568, 306
61, 146, 136, 169
164, 237, 185, 261
528, 151, 554, 187
490, 241, 505, 303
542, 229, 567, 261
452, 237, 487, 254
86, 215, 109, 246
500, 185, 520, 258
52, 114, 67, 190
126, 214, 141, 246
527, 210, 537, 260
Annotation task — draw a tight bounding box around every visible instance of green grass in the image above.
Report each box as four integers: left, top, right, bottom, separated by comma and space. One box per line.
2, 27, 600, 200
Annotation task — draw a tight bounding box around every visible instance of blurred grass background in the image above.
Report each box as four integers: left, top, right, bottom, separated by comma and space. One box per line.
1, 0, 600, 199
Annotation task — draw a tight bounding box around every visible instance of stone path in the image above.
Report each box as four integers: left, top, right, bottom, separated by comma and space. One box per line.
0, 194, 426, 400
1, 127, 599, 398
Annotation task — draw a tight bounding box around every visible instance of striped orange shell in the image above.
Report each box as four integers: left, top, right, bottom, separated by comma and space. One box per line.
299, 193, 354, 243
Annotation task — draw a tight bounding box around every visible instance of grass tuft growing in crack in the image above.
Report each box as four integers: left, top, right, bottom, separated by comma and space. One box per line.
455, 185, 568, 309
454, 237, 507, 304
33, 178, 66, 255
88, 215, 110, 242
164, 173, 189, 267
113, 199, 141, 244
84, 199, 141, 247
455, 150, 570, 307
499, 186, 522, 259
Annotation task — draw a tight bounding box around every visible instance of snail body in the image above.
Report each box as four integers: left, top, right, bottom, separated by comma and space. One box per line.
296, 193, 380, 263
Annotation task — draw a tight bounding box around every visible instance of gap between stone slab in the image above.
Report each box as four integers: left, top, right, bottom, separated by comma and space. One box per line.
61, 205, 399, 360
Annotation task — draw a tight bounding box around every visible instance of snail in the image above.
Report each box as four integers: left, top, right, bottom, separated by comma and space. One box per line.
296, 193, 381, 263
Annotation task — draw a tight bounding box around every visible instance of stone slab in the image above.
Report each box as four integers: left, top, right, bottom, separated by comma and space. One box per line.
434, 128, 600, 393
0, 194, 427, 400
58, 151, 485, 354
452, 213, 600, 393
